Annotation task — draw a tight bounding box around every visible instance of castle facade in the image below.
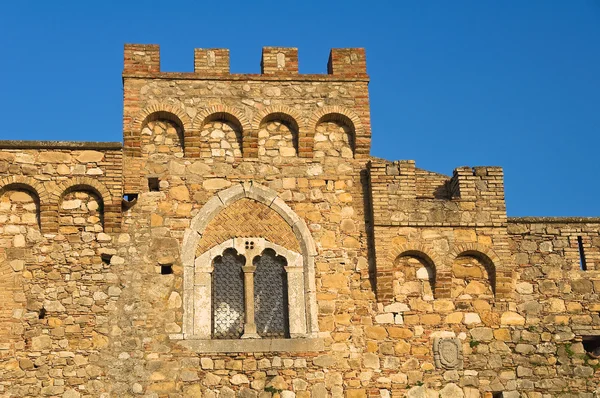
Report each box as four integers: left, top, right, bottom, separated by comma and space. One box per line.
0, 44, 598, 397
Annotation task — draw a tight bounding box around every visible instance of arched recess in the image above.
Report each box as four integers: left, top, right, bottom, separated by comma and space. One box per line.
0, 176, 49, 232
127, 103, 191, 157
58, 188, 104, 235
252, 106, 305, 158
450, 244, 499, 301
380, 243, 443, 302
192, 105, 252, 159
140, 111, 186, 156
181, 182, 318, 341
131, 103, 192, 133
309, 106, 364, 159
394, 250, 437, 301
52, 177, 120, 233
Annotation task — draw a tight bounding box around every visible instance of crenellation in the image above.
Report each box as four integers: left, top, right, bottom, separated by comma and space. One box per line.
261, 47, 299, 75
0, 43, 598, 397
327, 48, 368, 77
123, 43, 160, 74
194, 48, 230, 75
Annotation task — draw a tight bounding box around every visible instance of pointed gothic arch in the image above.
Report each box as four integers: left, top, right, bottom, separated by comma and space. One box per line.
180, 182, 319, 350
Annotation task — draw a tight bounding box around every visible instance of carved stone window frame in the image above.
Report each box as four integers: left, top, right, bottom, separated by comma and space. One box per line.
174, 182, 323, 353
190, 237, 306, 339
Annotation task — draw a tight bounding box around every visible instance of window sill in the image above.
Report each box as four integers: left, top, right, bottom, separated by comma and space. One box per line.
171, 335, 325, 353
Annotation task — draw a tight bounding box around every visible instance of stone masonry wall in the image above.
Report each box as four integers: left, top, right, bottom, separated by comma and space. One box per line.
0, 44, 598, 398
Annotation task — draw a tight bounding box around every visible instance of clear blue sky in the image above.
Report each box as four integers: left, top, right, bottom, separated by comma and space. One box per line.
1, 1, 599, 217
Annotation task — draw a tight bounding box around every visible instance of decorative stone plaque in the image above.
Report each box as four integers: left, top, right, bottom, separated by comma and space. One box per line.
433, 337, 463, 370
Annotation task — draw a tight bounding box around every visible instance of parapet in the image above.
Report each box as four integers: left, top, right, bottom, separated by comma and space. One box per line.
449, 166, 505, 201
369, 160, 507, 227
123, 44, 368, 78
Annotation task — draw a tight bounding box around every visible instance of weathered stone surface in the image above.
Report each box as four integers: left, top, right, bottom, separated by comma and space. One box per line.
501, 311, 526, 326
0, 44, 597, 398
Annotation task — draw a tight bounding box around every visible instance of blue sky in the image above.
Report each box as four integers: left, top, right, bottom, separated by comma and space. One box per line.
1, 1, 599, 217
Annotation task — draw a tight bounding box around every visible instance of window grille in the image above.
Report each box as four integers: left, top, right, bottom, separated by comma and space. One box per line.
212, 249, 245, 339
254, 249, 289, 338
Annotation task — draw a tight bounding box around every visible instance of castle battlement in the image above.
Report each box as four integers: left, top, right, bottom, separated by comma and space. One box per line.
0, 44, 598, 397
124, 43, 367, 78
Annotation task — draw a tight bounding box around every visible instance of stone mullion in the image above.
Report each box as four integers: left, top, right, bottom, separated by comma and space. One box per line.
241, 264, 260, 338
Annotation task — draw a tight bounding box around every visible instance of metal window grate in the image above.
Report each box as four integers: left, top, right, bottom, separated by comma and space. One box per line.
212, 249, 245, 339
254, 249, 289, 338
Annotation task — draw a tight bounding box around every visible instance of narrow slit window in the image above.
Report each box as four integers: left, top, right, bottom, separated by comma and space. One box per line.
148, 177, 160, 192
577, 236, 587, 271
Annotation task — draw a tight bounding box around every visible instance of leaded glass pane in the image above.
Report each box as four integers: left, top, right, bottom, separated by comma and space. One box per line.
254, 249, 289, 338
212, 249, 245, 339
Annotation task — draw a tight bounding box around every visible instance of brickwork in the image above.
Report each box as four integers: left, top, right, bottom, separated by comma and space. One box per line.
197, 198, 300, 254
0, 45, 598, 397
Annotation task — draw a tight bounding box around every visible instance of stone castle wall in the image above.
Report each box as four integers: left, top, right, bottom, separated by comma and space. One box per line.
0, 45, 598, 398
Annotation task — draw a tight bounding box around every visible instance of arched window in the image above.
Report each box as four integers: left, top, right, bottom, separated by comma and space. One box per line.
212, 249, 245, 339
178, 184, 322, 353
189, 238, 310, 343
254, 249, 289, 338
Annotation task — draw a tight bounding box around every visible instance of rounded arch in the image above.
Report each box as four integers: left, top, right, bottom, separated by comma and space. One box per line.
254, 106, 303, 157
252, 105, 305, 132
0, 176, 49, 202
131, 102, 192, 133
451, 244, 499, 295
392, 245, 439, 298
450, 243, 502, 269
192, 105, 251, 132
54, 177, 113, 205
389, 243, 441, 271
308, 106, 364, 137
0, 179, 42, 230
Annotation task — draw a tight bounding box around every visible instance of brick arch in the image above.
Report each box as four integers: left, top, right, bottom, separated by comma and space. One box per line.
450, 243, 502, 269
252, 105, 305, 131
54, 177, 113, 203
0, 176, 49, 232
0, 176, 49, 201
378, 243, 444, 302
182, 182, 319, 337
130, 102, 192, 132
308, 106, 364, 158
191, 105, 252, 158
389, 243, 441, 268
450, 243, 500, 296
195, 198, 300, 255
309, 106, 364, 134
252, 105, 304, 158
192, 105, 251, 131
51, 177, 120, 233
